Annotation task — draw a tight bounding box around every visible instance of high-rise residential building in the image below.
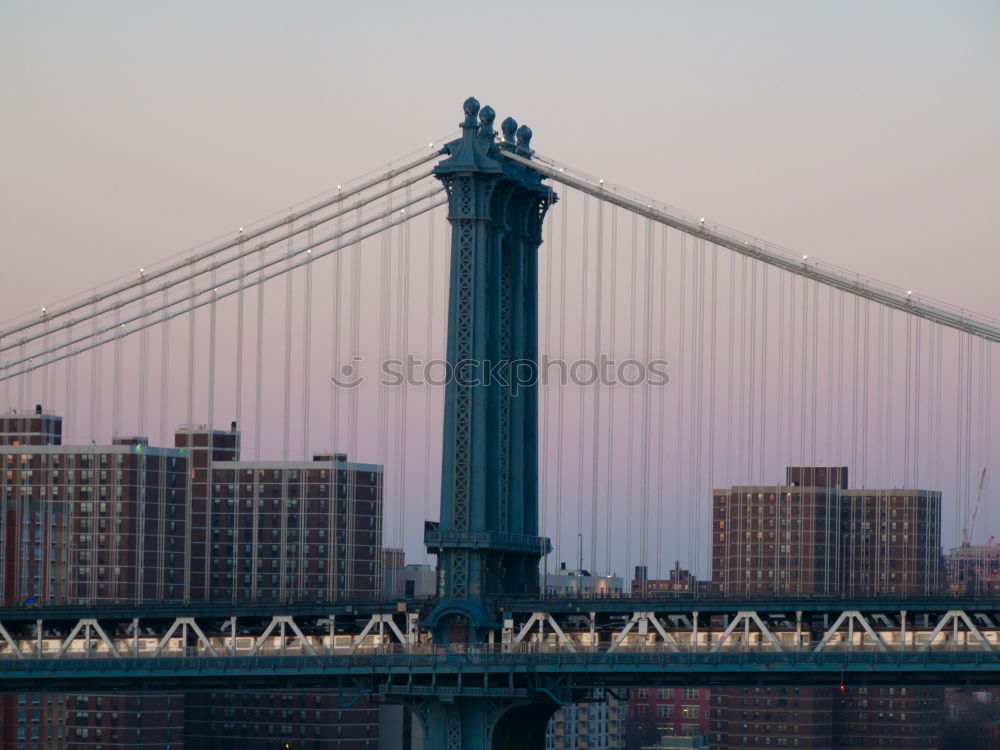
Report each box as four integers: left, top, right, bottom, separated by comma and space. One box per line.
627, 688, 711, 749
0, 413, 189, 607
176, 430, 385, 749
546, 691, 627, 750
0, 408, 385, 750
711, 466, 942, 597
0, 405, 63, 446
0, 410, 191, 749
708, 466, 943, 750
176, 426, 384, 604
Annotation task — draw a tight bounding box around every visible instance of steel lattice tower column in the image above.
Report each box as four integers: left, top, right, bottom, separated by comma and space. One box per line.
424, 98, 555, 642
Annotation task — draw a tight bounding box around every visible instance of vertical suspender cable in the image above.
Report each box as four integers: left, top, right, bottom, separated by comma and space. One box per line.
638, 218, 653, 586
283, 222, 295, 461
955, 334, 965, 544
576, 196, 590, 562
233, 240, 245, 604
187, 265, 197, 437
837, 292, 845, 470
798, 280, 808, 469
674, 233, 687, 577
376, 183, 392, 592
850, 297, 860, 475
208, 269, 218, 431
964, 334, 974, 541
724, 250, 736, 593
886, 310, 895, 490
984, 340, 992, 538
18, 342, 26, 410
113, 305, 122, 438
139, 276, 149, 437
691, 239, 705, 573
554, 189, 568, 567
302, 229, 314, 461
934, 325, 941, 489
280, 228, 294, 601
396, 196, 412, 559
811, 281, 820, 465
66, 324, 76, 442
604, 206, 618, 575
91, 302, 101, 441
737, 258, 748, 478
41, 320, 49, 411
759, 265, 769, 483
254, 246, 265, 462
904, 316, 912, 487
346, 203, 363, 598
539, 195, 551, 552
624, 212, 638, 581
787, 276, 797, 466
236, 235, 246, 438
160, 290, 170, 447
655, 224, 668, 579
706, 244, 719, 579
423, 208, 437, 561
332, 188, 344, 455
185, 265, 197, 603
747, 260, 758, 481
861, 300, 871, 484
826, 287, 835, 465
774, 271, 786, 585
912, 319, 922, 489
2, 338, 8, 411
589, 200, 604, 575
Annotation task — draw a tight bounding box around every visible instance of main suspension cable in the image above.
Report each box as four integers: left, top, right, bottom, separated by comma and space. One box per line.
0, 151, 443, 345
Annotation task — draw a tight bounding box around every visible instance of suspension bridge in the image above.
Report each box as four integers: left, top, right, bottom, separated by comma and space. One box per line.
0, 98, 997, 748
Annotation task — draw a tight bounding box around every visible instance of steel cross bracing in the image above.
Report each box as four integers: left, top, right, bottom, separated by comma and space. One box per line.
501, 150, 1000, 343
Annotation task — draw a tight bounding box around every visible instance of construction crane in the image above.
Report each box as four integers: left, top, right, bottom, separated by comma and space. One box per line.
962, 467, 988, 547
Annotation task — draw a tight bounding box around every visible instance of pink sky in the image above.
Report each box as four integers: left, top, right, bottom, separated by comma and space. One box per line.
1, 1, 997, 575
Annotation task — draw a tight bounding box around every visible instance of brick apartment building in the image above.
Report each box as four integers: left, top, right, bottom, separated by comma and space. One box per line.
631, 563, 708, 597
708, 466, 943, 750
627, 687, 711, 749
0, 407, 383, 750
712, 467, 942, 597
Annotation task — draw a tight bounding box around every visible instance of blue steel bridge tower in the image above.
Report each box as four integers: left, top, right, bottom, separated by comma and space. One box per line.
423, 98, 556, 646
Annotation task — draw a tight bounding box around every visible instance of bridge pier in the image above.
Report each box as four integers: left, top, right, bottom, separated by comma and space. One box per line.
403, 694, 559, 750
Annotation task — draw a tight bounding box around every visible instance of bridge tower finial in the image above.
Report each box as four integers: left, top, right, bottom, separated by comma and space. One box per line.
501, 116, 518, 146
462, 96, 480, 127
478, 105, 496, 139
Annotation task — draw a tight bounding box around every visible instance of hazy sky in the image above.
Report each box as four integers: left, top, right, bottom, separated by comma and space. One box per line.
1, 1, 998, 573
2, 0, 997, 316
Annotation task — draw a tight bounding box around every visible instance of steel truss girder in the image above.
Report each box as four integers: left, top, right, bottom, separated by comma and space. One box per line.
711, 611, 784, 652
918, 609, 995, 652
813, 610, 888, 652
0, 605, 996, 663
